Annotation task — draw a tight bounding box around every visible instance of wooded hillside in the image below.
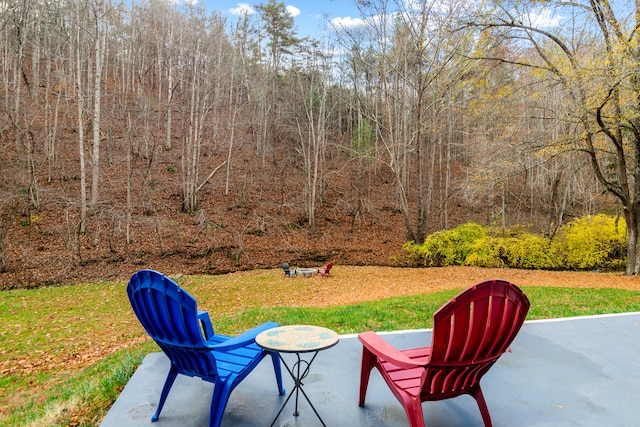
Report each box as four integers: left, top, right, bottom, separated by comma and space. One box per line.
1, 0, 632, 287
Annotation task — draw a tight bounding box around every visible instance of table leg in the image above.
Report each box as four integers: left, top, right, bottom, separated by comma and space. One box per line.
269, 351, 327, 427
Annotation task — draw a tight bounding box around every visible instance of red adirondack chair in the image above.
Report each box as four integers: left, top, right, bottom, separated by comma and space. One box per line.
358, 279, 530, 427
318, 262, 333, 277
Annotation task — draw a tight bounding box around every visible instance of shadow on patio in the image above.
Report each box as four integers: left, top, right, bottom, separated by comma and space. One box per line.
101, 312, 640, 427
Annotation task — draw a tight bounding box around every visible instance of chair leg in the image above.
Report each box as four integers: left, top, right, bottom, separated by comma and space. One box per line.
401, 396, 425, 427
152, 365, 178, 422
470, 386, 493, 427
209, 379, 234, 427
359, 347, 376, 406
269, 351, 286, 395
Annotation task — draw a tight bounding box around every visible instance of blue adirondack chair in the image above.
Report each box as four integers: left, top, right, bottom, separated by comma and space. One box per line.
127, 270, 285, 427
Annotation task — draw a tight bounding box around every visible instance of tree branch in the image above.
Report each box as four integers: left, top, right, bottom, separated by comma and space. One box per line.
197, 161, 227, 193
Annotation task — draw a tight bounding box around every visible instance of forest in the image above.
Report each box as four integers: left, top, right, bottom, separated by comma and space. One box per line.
0, 0, 637, 288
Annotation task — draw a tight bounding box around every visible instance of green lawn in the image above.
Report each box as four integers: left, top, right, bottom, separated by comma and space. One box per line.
1, 268, 639, 426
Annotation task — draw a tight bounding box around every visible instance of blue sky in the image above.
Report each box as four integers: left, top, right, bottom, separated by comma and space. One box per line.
174, 1, 570, 39
187, 1, 368, 39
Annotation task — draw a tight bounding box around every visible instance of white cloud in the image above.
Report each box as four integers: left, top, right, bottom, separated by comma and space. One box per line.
401, 0, 422, 12
229, 3, 297, 18
229, 3, 255, 16
286, 5, 301, 17
330, 16, 366, 30
527, 8, 561, 27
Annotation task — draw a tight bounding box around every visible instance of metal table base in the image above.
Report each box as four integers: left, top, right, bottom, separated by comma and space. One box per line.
256, 325, 339, 427
270, 351, 326, 426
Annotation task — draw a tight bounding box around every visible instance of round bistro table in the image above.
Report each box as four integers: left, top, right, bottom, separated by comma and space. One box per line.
256, 325, 340, 426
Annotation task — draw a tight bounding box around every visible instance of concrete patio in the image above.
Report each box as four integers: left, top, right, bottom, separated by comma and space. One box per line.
101, 312, 640, 426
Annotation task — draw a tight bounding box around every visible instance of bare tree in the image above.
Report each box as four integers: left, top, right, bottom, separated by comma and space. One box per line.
345, 0, 474, 242
474, 0, 640, 274
292, 50, 330, 232
89, 0, 109, 212
179, 10, 228, 213
73, 0, 88, 233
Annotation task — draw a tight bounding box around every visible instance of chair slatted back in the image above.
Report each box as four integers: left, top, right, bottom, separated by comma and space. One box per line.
128, 270, 217, 378
282, 262, 293, 277
424, 279, 530, 399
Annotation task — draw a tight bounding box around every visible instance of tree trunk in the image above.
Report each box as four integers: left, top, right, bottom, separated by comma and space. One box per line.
165, 20, 174, 150
625, 208, 640, 275
76, 2, 87, 234
91, 7, 105, 212
544, 170, 562, 239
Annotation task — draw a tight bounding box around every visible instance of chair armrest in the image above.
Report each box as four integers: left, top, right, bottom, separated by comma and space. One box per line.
358, 331, 430, 369
209, 322, 280, 351
197, 310, 215, 340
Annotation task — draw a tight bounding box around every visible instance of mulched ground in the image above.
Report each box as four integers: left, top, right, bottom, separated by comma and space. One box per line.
275, 266, 640, 307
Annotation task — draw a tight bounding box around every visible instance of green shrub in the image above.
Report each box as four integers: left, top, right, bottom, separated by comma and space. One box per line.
501, 234, 560, 270
404, 215, 627, 271
461, 229, 560, 270
463, 236, 504, 267
404, 223, 487, 267
553, 214, 626, 270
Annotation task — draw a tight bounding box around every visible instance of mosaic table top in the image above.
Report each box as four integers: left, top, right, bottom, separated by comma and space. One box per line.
256, 325, 339, 353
